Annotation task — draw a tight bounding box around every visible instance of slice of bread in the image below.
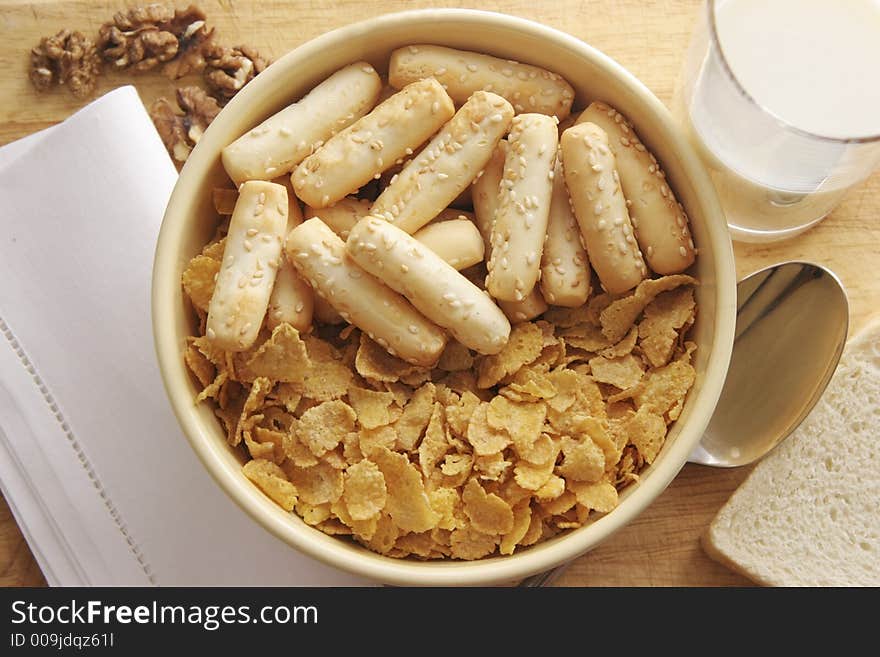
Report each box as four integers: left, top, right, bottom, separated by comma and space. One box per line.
703, 316, 880, 586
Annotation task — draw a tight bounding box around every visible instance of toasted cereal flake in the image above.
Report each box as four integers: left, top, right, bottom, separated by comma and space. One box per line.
201, 236, 227, 261
182, 254, 220, 312
343, 459, 387, 520
393, 382, 436, 450
437, 340, 474, 371
285, 460, 344, 505
250, 425, 286, 464
466, 403, 511, 456
474, 452, 513, 481
233, 377, 273, 446
300, 336, 353, 401
600, 325, 639, 359
341, 431, 364, 465
557, 436, 605, 482
639, 287, 695, 367
500, 500, 532, 555
445, 390, 481, 437
317, 518, 352, 535
185, 342, 215, 387
542, 304, 593, 328
196, 370, 228, 403
440, 453, 473, 477
270, 382, 304, 414
348, 385, 396, 429
486, 396, 546, 451
331, 497, 379, 539
568, 480, 618, 512
296, 500, 332, 525
545, 369, 581, 412
370, 446, 439, 533
364, 513, 400, 554
450, 527, 498, 560
242, 323, 311, 383
500, 367, 557, 402
193, 334, 230, 369
322, 447, 347, 470
519, 510, 544, 546
588, 353, 645, 389
600, 274, 698, 342
559, 323, 612, 352
624, 404, 667, 464
284, 429, 320, 467
515, 432, 555, 464
242, 459, 298, 511
418, 403, 450, 477
633, 357, 695, 418
540, 489, 577, 516
355, 333, 428, 382
298, 400, 356, 456
535, 474, 565, 501
395, 531, 435, 558
476, 322, 544, 388
358, 424, 398, 457
428, 487, 461, 530
514, 459, 555, 491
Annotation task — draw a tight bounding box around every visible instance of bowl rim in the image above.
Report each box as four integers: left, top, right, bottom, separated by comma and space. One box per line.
152, 7, 736, 586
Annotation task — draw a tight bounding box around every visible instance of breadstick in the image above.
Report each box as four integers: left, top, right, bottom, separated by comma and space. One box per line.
561, 122, 647, 294
285, 218, 446, 366
293, 79, 454, 208
207, 181, 288, 351
577, 102, 695, 274
389, 45, 575, 119
539, 152, 591, 307
347, 216, 511, 355
498, 287, 548, 324
221, 62, 381, 185
304, 196, 372, 240
471, 140, 507, 257
411, 219, 484, 270
371, 91, 514, 234
486, 113, 558, 302
313, 296, 345, 325
266, 194, 313, 333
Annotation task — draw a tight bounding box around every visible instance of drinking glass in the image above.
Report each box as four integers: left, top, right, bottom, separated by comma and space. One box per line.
673, 0, 880, 243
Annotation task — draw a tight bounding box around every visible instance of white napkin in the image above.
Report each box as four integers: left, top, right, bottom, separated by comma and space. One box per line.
0, 86, 370, 586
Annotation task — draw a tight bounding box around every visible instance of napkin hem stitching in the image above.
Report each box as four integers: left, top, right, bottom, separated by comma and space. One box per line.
0, 314, 156, 585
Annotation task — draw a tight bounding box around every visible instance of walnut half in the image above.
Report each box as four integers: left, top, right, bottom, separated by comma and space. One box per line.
204, 44, 270, 101
150, 85, 221, 163
29, 30, 102, 99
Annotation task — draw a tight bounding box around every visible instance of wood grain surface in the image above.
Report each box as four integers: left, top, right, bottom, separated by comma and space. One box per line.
1, 0, 878, 587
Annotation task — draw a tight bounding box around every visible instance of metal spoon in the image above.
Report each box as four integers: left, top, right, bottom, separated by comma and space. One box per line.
519, 261, 849, 586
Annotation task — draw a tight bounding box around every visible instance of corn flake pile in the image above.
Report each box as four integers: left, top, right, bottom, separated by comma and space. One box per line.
183, 236, 698, 559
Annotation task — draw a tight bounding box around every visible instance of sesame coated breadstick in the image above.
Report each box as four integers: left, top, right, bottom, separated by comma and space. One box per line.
561, 122, 647, 295
539, 152, 591, 307
286, 218, 447, 366
471, 140, 508, 258
577, 102, 695, 274
486, 113, 558, 302
207, 181, 289, 351
266, 194, 313, 333
411, 219, 485, 271
347, 216, 511, 355
389, 45, 575, 119
304, 196, 372, 240
498, 287, 549, 324
371, 91, 514, 234
221, 62, 381, 185
293, 78, 455, 208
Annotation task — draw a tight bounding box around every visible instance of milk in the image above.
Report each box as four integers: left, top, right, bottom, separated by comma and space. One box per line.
678, 0, 880, 241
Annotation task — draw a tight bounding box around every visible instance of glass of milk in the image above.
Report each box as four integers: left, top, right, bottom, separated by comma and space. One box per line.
674, 0, 880, 242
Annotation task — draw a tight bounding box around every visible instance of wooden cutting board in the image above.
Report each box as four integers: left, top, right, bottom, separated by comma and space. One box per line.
1, 0, 878, 587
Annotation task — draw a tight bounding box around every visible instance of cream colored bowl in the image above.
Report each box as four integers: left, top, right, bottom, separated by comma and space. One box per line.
152, 9, 736, 586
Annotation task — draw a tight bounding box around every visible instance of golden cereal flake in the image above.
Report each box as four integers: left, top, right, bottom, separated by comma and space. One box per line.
242, 459, 298, 511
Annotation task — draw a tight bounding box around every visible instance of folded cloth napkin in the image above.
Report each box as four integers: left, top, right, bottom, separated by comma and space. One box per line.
0, 86, 369, 586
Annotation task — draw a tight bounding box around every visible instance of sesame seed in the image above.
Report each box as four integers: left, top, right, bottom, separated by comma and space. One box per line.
679, 246, 688, 257
490, 113, 504, 123
435, 67, 447, 76
408, 45, 419, 53
431, 101, 440, 114
244, 240, 253, 251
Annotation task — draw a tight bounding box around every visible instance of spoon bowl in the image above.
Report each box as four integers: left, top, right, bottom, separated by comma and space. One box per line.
689, 262, 848, 466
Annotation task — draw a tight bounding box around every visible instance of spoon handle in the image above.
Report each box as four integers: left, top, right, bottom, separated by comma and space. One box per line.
518, 563, 568, 587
